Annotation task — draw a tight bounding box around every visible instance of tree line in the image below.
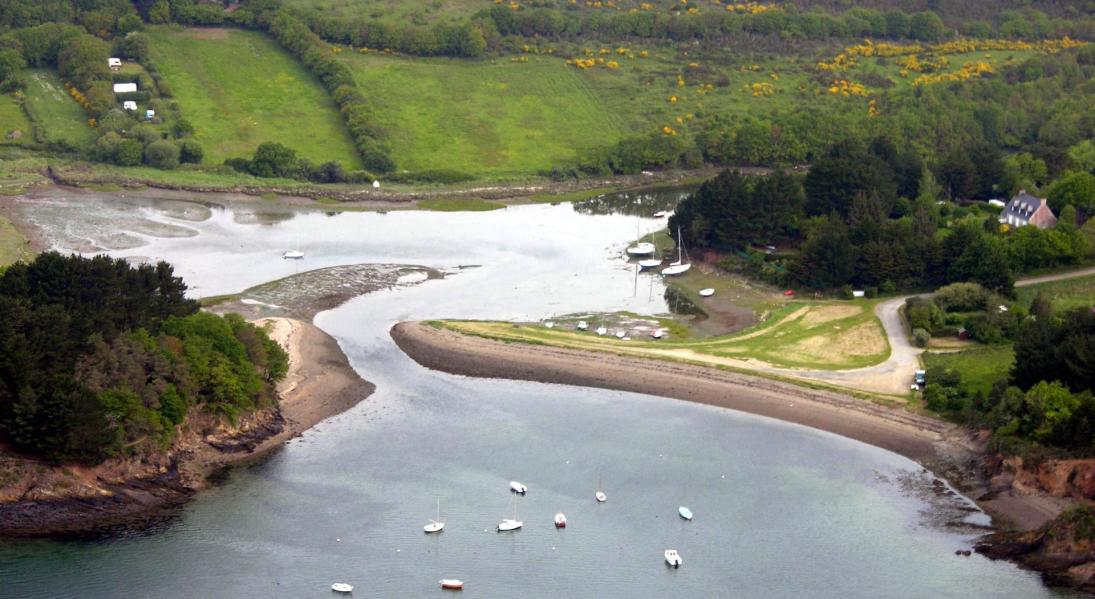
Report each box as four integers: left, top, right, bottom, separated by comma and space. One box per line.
0, 253, 287, 464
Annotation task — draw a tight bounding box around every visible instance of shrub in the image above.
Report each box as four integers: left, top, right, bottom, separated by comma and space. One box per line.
178, 140, 203, 164
171, 118, 194, 139
114, 139, 143, 166
249, 142, 298, 178
934, 282, 989, 312
144, 139, 180, 169
912, 328, 930, 348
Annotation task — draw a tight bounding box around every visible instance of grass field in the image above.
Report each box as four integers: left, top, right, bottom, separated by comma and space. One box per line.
283, 0, 487, 24
148, 27, 362, 168
1017, 275, 1095, 312
440, 298, 889, 370
0, 215, 31, 267
338, 53, 626, 177
923, 346, 1015, 397
0, 94, 31, 144
22, 70, 95, 149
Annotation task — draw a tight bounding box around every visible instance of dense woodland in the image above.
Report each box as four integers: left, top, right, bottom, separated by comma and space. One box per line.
0, 253, 287, 464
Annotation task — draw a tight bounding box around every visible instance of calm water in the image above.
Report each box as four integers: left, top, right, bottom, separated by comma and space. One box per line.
0, 188, 1075, 598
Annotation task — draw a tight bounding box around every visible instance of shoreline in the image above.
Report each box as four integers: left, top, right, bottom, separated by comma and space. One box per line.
390, 321, 1064, 531
0, 317, 372, 538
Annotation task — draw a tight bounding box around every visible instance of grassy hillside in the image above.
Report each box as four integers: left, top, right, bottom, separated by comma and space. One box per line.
0, 94, 31, 144
22, 70, 95, 150
338, 52, 626, 176
147, 27, 362, 168
284, 0, 486, 24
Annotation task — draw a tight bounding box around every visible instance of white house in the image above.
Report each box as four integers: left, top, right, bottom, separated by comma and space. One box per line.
113, 82, 137, 94
108, 58, 122, 69
999, 190, 1058, 229
145, 109, 155, 121
122, 101, 137, 111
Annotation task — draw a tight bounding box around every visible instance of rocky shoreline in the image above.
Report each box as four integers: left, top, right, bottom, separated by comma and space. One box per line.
0, 318, 373, 538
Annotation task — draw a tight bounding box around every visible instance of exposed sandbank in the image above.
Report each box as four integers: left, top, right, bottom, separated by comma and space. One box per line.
391, 321, 1063, 531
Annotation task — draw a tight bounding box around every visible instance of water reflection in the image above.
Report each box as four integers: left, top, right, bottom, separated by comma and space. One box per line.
572, 186, 692, 217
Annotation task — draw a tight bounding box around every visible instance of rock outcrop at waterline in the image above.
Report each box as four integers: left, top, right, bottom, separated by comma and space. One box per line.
977, 504, 1095, 593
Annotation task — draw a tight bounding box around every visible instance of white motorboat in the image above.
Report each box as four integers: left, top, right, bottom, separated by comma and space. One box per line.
510, 481, 527, 494
595, 491, 607, 502
665, 549, 682, 568
543, 321, 554, 329
652, 210, 668, 218
554, 512, 567, 528
282, 250, 304, 260
424, 497, 444, 533
679, 506, 693, 520
651, 329, 664, 339
332, 582, 354, 593
440, 579, 464, 590
638, 258, 662, 270
699, 288, 715, 297
576, 321, 589, 330
498, 495, 523, 531
626, 241, 656, 257
596, 326, 608, 336
615, 330, 626, 339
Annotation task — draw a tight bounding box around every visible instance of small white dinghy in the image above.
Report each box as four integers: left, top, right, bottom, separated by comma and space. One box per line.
543, 321, 555, 329
282, 250, 304, 260
652, 210, 668, 218
440, 579, 464, 590
596, 326, 608, 336
699, 288, 715, 297
661, 263, 691, 276
615, 330, 626, 339
679, 506, 693, 520
576, 321, 589, 331
639, 258, 662, 270
332, 582, 354, 593
554, 512, 567, 528
510, 481, 527, 494
665, 549, 682, 568
651, 329, 664, 340
626, 241, 656, 257
595, 491, 607, 502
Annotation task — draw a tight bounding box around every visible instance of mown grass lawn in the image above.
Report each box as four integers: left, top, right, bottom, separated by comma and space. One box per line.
338, 53, 626, 177
22, 69, 95, 149
147, 27, 362, 168
1017, 274, 1095, 313
922, 345, 1015, 397
0, 93, 31, 143
440, 298, 890, 371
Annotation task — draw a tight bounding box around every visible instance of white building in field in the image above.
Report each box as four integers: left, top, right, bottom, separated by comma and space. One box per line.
122, 101, 137, 111
113, 82, 137, 94
108, 58, 122, 69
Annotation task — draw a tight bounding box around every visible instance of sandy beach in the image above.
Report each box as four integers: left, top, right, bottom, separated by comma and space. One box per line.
391, 321, 1066, 531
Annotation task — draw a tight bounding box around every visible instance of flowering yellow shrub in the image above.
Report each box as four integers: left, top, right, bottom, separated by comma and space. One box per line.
725, 2, 781, 14
827, 79, 867, 97
662, 126, 677, 136
913, 60, 995, 86
745, 82, 774, 96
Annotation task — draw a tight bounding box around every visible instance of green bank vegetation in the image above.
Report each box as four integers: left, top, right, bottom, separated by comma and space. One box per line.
439, 297, 889, 371
0, 253, 287, 464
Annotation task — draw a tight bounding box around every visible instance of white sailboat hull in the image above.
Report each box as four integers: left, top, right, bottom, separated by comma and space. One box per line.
497, 519, 523, 531
662, 263, 691, 276
626, 242, 656, 257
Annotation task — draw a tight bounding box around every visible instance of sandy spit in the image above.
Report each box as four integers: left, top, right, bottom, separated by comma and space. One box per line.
390, 321, 1059, 531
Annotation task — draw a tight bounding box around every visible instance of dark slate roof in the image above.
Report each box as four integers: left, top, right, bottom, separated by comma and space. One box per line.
1006, 190, 1041, 216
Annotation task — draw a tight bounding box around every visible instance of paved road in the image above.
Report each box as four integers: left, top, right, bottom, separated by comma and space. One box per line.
756, 266, 1095, 396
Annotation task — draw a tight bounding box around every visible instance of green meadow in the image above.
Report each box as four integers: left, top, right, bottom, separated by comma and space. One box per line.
0, 94, 31, 144
1018, 274, 1095, 312
282, 0, 488, 25
22, 69, 96, 149
338, 52, 626, 177
147, 27, 362, 168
